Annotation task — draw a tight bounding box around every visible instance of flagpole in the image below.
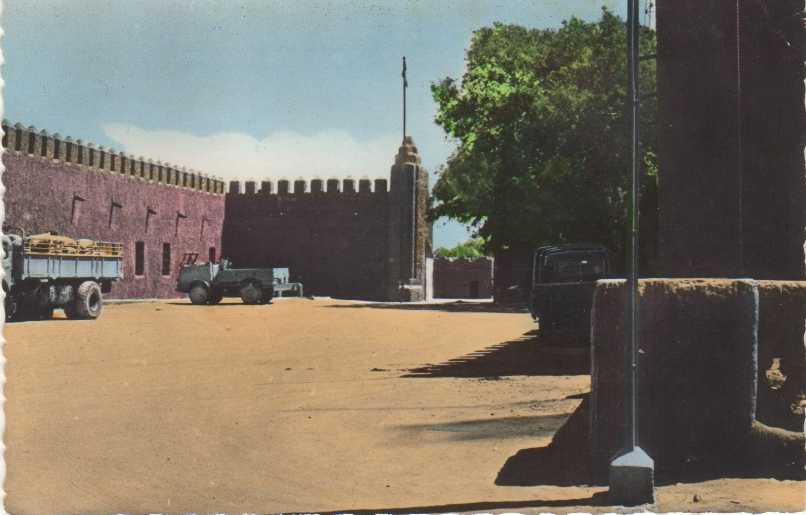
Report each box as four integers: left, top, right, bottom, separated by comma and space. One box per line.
402, 56, 407, 140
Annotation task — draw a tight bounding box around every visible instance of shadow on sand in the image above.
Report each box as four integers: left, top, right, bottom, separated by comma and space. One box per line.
327, 300, 529, 314
319, 492, 610, 515
397, 413, 571, 442
496, 396, 806, 489
403, 329, 590, 378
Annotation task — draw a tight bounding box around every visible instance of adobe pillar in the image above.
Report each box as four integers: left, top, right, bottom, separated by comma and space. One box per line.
656, 0, 805, 279
387, 136, 430, 301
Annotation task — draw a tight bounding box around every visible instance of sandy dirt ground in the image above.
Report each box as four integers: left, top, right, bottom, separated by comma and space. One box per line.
4, 298, 804, 514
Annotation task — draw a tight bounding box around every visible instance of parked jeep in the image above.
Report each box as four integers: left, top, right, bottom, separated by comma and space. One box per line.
176, 254, 274, 305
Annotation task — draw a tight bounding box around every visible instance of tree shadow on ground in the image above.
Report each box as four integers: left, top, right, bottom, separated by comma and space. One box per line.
403, 329, 590, 378
497, 396, 806, 489
164, 302, 259, 307
326, 300, 529, 314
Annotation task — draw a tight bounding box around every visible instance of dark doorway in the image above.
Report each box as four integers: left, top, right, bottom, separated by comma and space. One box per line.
162, 243, 171, 276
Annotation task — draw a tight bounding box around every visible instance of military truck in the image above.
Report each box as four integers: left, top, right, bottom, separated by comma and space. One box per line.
176, 254, 274, 305
529, 244, 609, 337
2, 230, 123, 321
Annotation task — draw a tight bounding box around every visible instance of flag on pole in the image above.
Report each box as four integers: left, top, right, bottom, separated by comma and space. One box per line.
402, 56, 408, 88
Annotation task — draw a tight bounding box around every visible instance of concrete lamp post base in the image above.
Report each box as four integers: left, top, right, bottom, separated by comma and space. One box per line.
609, 446, 655, 506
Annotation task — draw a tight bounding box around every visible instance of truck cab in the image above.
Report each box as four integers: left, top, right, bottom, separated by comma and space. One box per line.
530, 244, 609, 337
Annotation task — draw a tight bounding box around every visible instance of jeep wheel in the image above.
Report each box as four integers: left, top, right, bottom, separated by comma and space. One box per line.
208, 290, 224, 304
189, 285, 209, 305
240, 282, 262, 304
74, 281, 103, 319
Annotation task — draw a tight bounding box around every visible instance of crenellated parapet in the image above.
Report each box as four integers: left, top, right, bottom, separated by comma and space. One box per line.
2, 120, 226, 195
227, 177, 389, 196
221, 135, 431, 302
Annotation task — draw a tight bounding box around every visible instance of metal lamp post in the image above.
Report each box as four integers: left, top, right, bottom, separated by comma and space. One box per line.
607, 0, 656, 506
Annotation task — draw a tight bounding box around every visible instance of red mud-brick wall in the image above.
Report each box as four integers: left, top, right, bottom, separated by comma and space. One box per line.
434, 257, 493, 299
2, 123, 226, 299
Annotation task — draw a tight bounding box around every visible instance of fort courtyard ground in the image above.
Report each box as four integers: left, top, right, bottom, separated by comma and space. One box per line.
4, 298, 803, 513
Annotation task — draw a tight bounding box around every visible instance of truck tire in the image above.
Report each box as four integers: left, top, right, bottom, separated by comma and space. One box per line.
240, 282, 262, 304
4, 294, 17, 322
74, 281, 103, 319
189, 284, 209, 305
208, 290, 224, 304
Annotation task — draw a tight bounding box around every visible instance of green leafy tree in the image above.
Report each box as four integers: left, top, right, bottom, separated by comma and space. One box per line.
435, 238, 487, 259
430, 9, 657, 269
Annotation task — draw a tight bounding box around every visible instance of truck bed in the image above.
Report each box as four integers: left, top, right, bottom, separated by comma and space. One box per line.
23, 254, 123, 280
215, 268, 274, 286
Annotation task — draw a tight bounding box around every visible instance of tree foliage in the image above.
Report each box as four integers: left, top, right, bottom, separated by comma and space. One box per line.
435, 238, 487, 259
430, 9, 657, 266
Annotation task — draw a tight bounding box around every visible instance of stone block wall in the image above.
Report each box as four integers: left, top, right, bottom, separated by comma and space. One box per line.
2, 121, 226, 299
756, 280, 806, 432
590, 278, 805, 473
590, 279, 759, 471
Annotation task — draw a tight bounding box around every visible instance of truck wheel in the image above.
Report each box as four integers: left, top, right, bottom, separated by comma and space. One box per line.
208, 290, 223, 304
240, 282, 262, 304
189, 285, 209, 305
4, 294, 17, 322
74, 281, 103, 319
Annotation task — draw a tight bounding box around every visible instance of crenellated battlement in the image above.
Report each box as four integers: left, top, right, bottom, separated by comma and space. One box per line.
223, 136, 430, 301
1, 117, 431, 301
227, 177, 389, 196
1, 120, 226, 195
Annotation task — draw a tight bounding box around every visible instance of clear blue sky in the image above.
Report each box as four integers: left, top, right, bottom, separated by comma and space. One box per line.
3, 0, 635, 248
